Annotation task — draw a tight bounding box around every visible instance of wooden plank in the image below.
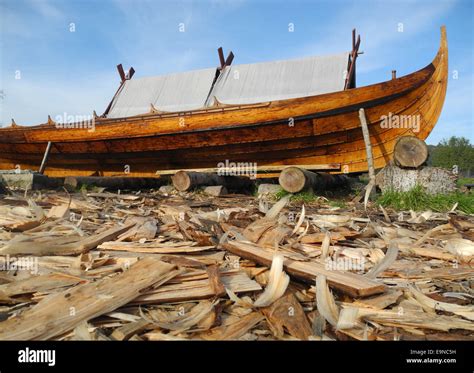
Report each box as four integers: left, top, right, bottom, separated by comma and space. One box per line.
133, 270, 261, 304
206, 264, 226, 297
0, 273, 85, 303
222, 241, 385, 297
1, 222, 136, 256
0, 258, 180, 340
97, 241, 215, 254
156, 164, 341, 176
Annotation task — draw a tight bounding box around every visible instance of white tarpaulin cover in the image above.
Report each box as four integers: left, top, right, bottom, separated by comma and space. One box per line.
106, 68, 217, 118
207, 53, 350, 106
106, 53, 349, 118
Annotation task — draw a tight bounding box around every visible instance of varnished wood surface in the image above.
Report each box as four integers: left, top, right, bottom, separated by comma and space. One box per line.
0, 27, 448, 177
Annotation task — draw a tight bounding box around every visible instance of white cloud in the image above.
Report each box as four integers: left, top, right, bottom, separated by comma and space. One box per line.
31, 0, 63, 19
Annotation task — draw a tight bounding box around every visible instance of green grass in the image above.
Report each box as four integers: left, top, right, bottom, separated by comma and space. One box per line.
275, 189, 348, 206
328, 200, 347, 209
377, 185, 474, 214
275, 189, 321, 203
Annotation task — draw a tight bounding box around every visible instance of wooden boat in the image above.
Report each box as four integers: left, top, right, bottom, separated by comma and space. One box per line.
0, 27, 448, 177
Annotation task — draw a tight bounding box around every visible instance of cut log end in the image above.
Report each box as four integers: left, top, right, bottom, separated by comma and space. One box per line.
278, 167, 306, 193
393, 136, 429, 169
279, 167, 349, 193
172, 170, 192, 191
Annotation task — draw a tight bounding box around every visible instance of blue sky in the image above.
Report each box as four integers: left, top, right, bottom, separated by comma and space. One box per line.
0, 0, 472, 144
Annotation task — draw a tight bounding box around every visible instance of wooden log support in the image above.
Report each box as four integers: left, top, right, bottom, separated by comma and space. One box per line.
38, 141, 52, 175
358, 108, 376, 203
393, 136, 429, 168
377, 165, 456, 195
64, 176, 170, 191
359, 109, 375, 182
278, 167, 348, 193
172, 170, 254, 192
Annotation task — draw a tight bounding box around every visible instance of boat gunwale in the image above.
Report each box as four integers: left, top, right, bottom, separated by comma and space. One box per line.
2, 58, 437, 135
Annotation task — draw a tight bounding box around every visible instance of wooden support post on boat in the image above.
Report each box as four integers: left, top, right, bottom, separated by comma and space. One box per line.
344, 29, 361, 89
171, 171, 253, 192
217, 47, 234, 70
102, 64, 136, 117
38, 141, 52, 175
358, 108, 376, 201
117, 64, 126, 83
217, 47, 226, 69
225, 51, 234, 67
393, 136, 429, 168
127, 67, 135, 80
278, 167, 348, 193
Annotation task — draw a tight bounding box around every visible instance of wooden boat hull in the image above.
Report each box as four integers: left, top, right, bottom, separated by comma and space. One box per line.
0, 27, 448, 177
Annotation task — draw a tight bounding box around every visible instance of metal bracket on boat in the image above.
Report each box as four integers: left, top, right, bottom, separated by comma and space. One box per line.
217, 47, 234, 70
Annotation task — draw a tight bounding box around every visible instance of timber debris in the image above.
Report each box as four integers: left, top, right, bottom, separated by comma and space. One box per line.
0, 186, 472, 341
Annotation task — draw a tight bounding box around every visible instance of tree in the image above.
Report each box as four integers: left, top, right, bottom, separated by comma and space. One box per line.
430, 136, 474, 176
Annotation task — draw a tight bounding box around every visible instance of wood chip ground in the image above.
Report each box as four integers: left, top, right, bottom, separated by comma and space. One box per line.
0, 188, 472, 340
